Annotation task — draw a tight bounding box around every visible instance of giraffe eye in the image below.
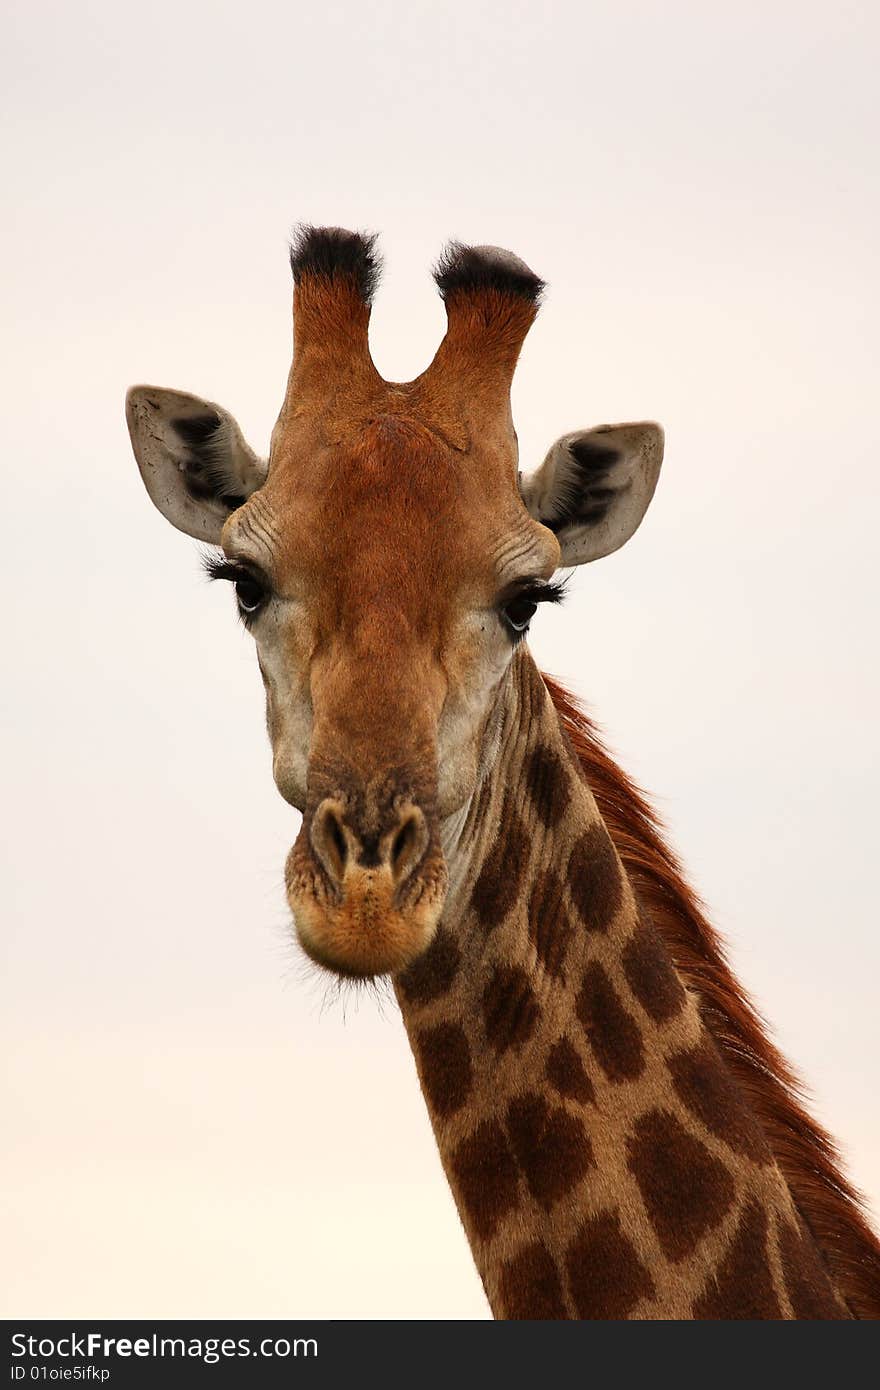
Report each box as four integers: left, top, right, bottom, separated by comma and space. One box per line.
234, 574, 266, 615
203, 555, 269, 624
502, 597, 538, 634
498, 578, 568, 640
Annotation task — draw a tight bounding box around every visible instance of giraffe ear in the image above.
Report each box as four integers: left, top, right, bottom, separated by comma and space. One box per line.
125, 385, 267, 543
521, 422, 663, 566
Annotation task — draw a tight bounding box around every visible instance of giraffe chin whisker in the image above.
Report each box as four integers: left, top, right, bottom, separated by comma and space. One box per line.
287, 864, 447, 980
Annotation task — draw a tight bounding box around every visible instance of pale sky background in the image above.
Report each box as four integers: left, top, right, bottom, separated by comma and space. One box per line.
2, 1, 878, 1319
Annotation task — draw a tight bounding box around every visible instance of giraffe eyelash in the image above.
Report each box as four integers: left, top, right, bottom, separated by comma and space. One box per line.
202, 553, 248, 584
508, 578, 569, 606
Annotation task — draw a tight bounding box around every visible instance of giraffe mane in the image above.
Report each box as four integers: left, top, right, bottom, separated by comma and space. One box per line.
544, 672, 880, 1319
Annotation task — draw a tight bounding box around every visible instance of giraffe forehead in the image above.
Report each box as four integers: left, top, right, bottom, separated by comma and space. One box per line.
233, 416, 551, 596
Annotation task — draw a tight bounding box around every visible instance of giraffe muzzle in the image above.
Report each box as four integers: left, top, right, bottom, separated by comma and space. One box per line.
284, 791, 449, 978
310, 796, 429, 888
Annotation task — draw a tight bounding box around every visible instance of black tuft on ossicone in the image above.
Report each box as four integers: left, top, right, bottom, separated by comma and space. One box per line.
433, 242, 545, 305
289, 225, 382, 303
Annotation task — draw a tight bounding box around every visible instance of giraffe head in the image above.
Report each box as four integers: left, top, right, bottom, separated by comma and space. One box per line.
126, 227, 663, 979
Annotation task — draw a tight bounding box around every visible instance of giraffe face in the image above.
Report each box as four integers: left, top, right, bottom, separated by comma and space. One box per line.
224, 413, 559, 977
125, 229, 663, 978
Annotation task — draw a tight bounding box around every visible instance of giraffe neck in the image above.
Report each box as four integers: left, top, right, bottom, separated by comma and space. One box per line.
395, 649, 847, 1319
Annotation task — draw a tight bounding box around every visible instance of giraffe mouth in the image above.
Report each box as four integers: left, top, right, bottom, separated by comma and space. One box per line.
284, 844, 449, 978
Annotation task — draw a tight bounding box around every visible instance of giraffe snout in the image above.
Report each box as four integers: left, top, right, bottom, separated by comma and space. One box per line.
284, 782, 448, 978
310, 796, 430, 891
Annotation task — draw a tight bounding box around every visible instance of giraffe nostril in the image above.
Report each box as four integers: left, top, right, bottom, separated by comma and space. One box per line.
392, 819, 417, 873
389, 807, 429, 885
310, 800, 349, 888
310, 797, 430, 890
328, 814, 347, 869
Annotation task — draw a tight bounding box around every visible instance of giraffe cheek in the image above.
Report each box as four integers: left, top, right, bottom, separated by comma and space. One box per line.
271, 743, 309, 812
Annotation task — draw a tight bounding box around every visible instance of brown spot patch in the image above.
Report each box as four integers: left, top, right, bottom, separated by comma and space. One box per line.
546, 1036, 595, 1105
621, 917, 686, 1022
472, 808, 529, 930
567, 823, 622, 933
627, 1109, 735, 1261
524, 742, 569, 830
566, 1212, 655, 1318
482, 965, 540, 1054
498, 1243, 567, 1319
397, 926, 461, 1007
668, 1035, 771, 1164
415, 1022, 472, 1119
778, 1213, 847, 1319
506, 1093, 594, 1211
528, 867, 572, 978
451, 1120, 520, 1242
693, 1200, 781, 1319
575, 962, 645, 1082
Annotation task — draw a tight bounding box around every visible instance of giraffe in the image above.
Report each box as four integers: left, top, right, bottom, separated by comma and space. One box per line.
125, 226, 880, 1318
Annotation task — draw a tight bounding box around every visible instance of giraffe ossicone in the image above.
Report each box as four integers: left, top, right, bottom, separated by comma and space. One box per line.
126, 225, 880, 1319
